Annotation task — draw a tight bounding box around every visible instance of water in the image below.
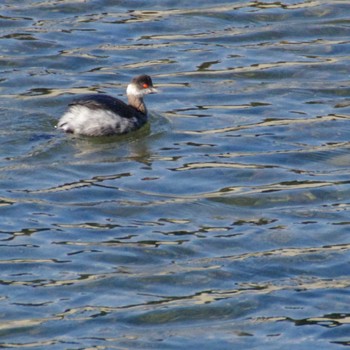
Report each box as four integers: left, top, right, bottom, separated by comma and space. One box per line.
1, 0, 350, 348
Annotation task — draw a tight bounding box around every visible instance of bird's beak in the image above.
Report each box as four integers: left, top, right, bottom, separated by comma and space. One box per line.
148, 86, 158, 94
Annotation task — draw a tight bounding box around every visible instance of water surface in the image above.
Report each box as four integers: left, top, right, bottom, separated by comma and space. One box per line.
1, 0, 350, 349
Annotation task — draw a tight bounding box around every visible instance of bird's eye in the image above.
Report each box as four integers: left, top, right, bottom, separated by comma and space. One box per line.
143, 83, 149, 88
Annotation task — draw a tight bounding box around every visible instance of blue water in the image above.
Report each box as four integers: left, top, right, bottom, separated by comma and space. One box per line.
1, 0, 350, 348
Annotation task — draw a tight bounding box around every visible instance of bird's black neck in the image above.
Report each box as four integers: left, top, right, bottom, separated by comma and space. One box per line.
128, 95, 147, 115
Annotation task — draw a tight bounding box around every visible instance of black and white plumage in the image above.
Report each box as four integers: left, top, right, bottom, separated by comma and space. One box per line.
57, 75, 157, 136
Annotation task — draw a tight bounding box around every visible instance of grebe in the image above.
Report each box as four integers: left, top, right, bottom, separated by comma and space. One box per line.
57, 74, 157, 136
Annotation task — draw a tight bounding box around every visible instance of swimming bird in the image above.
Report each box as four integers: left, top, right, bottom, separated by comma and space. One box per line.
57, 74, 157, 136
